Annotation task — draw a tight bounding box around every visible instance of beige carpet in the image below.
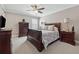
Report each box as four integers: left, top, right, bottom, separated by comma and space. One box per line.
11, 36, 79, 54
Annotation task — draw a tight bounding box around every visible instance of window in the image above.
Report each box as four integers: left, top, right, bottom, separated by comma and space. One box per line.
31, 18, 39, 30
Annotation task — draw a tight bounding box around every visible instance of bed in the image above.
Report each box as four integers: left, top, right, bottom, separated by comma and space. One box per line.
27, 23, 61, 52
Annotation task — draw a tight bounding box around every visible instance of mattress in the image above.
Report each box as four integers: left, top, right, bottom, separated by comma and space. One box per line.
11, 36, 79, 54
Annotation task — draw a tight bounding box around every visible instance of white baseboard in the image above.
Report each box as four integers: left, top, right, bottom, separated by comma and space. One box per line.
75, 40, 79, 45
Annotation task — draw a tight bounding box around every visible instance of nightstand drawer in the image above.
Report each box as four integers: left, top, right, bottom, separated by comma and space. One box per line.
62, 33, 74, 37
62, 35, 74, 39
61, 39, 75, 45
61, 38, 74, 42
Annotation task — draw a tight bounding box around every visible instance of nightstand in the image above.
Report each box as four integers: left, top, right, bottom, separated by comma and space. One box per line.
60, 31, 75, 45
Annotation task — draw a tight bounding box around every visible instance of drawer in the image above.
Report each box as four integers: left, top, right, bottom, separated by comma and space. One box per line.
23, 25, 28, 27
61, 38, 74, 42
62, 36, 74, 39
61, 40, 75, 45
62, 34, 74, 38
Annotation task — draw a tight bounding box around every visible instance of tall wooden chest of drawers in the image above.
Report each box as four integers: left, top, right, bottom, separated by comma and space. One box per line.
19, 22, 29, 37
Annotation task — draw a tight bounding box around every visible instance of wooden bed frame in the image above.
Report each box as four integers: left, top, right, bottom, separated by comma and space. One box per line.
27, 23, 61, 52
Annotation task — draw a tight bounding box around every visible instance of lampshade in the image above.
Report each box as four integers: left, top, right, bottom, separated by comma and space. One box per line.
64, 18, 70, 23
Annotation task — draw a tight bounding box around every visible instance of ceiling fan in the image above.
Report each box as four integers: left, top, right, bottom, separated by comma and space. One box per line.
26, 4, 45, 14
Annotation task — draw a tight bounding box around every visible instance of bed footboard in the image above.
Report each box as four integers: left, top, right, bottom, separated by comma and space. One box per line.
27, 29, 44, 52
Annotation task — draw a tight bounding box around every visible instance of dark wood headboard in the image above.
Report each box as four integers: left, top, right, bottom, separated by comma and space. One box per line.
45, 23, 61, 32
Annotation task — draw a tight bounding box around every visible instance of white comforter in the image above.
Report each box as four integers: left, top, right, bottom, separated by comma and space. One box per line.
42, 30, 59, 49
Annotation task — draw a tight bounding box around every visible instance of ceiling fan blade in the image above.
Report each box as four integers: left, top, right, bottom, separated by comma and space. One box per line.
26, 10, 32, 11
38, 8, 45, 10
38, 11, 43, 13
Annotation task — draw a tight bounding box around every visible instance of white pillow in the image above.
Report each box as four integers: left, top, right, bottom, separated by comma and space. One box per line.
48, 25, 54, 31
41, 25, 48, 30
54, 27, 58, 32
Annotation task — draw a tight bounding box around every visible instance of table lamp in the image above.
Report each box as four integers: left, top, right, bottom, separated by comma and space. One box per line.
64, 18, 70, 32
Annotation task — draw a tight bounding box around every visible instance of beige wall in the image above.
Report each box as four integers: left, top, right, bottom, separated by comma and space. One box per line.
5, 12, 37, 37
5, 12, 39, 37
40, 5, 79, 41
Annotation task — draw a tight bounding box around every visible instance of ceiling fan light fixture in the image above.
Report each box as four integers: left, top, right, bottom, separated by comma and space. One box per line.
26, 4, 45, 14
34, 10, 38, 13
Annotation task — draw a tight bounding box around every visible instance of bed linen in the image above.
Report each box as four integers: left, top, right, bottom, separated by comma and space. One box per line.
42, 30, 59, 49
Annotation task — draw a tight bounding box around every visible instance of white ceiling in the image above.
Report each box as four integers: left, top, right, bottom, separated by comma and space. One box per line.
2, 4, 78, 18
